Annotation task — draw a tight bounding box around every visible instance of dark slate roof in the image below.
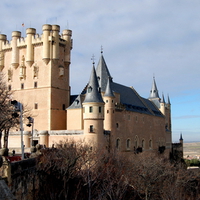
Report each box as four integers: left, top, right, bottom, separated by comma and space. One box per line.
167, 95, 171, 105
83, 66, 104, 103
142, 98, 163, 116
67, 95, 83, 109
160, 93, 165, 103
96, 54, 112, 92
149, 77, 160, 99
104, 77, 115, 97
110, 82, 163, 116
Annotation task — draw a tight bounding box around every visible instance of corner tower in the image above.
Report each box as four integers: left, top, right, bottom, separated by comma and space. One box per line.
83, 65, 105, 147
103, 77, 115, 132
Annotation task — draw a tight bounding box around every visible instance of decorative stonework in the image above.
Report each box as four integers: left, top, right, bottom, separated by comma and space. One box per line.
19, 55, 26, 80
8, 68, 13, 81
59, 65, 64, 77
33, 62, 39, 78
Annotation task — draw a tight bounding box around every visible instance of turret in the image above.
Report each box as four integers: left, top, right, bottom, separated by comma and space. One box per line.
179, 133, 183, 144
0, 34, 7, 70
148, 76, 160, 108
166, 94, 172, 131
52, 25, 60, 62
103, 77, 115, 131
42, 24, 52, 65
82, 65, 105, 147
62, 29, 72, 67
160, 93, 166, 115
11, 31, 21, 68
26, 28, 36, 67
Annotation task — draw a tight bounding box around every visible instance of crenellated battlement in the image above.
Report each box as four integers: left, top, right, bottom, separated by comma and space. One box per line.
0, 24, 72, 69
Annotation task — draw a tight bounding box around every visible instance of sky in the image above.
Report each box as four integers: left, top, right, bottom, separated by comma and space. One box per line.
0, 0, 199, 142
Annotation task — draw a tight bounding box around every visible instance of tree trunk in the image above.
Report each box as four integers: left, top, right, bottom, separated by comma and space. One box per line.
3, 129, 9, 149
0, 131, 2, 148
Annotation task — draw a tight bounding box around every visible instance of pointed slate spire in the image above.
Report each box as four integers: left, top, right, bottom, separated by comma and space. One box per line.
149, 77, 160, 99
167, 94, 171, 105
96, 53, 112, 92
104, 77, 115, 97
160, 93, 165, 103
180, 133, 183, 140
83, 65, 104, 103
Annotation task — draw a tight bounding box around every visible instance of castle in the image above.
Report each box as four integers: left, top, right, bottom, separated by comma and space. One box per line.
0, 24, 177, 155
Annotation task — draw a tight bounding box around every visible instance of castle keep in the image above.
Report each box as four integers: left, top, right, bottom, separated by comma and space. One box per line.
0, 24, 173, 154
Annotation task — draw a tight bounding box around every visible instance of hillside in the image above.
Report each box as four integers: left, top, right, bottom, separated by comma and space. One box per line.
183, 142, 200, 158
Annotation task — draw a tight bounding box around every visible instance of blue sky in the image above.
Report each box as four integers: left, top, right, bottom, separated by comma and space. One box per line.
0, 0, 199, 142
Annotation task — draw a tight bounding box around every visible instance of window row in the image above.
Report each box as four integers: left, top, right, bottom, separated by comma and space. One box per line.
8, 82, 38, 90
116, 138, 153, 151
83, 106, 103, 113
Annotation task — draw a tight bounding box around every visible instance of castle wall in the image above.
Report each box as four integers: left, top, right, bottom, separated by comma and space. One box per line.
110, 110, 166, 152
67, 108, 83, 130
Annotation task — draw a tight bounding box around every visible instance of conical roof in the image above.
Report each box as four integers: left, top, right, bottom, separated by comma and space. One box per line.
149, 77, 160, 99
160, 93, 165, 103
104, 77, 115, 97
96, 54, 112, 92
83, 66, 104, 103
167, 94, 171, 105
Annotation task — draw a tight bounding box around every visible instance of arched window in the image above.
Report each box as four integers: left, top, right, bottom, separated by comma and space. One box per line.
135, 136, 138, 148
127, 139, 130, 150
116, 138, 120, 149
149, 140, 152, 149
142, 139, 145, 149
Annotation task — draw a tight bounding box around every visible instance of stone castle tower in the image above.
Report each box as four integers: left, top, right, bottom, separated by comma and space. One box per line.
0, 24, 72, 133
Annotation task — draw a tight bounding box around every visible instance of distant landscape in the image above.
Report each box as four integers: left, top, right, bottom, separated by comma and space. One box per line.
183, 142, 200, 158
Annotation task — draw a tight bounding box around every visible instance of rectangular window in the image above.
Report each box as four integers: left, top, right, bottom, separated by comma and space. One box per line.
21, 83, 24, 90
8, 85, 11, 91
89, 125, 94, 132
89, 106, 93, 113
99, 106, 101, 113
34, 82, 37, 88
34, 103, 38, 109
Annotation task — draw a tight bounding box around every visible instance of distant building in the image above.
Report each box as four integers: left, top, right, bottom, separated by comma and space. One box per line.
0, 24, 176, 156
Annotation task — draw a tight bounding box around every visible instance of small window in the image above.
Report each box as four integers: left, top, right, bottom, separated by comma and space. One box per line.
89, 106, 93, 113
149, 140, 152, 149
116, 138, 120, 149
21, 83, 24, 90
107, 110, 109, 114
106, 100, 108, 103
89, 125, 94, 133
62, 104, 66, 110
99, 106, 102, 113
127, 139, 130, 150
116, 123, 119, 128
34, 103, 38, 109
135, 136, 138, 148
34, 82, 37, 88
8, 85, 11, 91
88, 86, 92, 93
142, 140, 145, 149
